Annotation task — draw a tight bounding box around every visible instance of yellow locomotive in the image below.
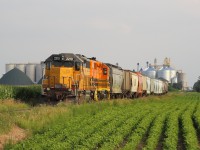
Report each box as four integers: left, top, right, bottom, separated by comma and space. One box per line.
42, 53, 110, 101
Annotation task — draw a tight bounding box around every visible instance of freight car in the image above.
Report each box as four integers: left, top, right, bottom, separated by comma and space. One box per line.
42, 53, 168, 101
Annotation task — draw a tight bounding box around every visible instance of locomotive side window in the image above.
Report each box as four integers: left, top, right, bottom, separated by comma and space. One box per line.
103, 68, 107, 75
46, 62, 51, 70
75, 62, 80, 71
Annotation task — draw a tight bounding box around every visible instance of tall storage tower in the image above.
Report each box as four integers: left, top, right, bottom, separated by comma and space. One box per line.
6, 64, 16, 73
35, 63, 44, 83
26, 63, 36, 83
16, 64, 26, 73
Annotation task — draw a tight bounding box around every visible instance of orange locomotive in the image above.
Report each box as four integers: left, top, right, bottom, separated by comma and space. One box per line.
42, 53, 110, 101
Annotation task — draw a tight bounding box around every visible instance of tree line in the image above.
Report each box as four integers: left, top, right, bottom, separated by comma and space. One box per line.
193, 76, 200, 92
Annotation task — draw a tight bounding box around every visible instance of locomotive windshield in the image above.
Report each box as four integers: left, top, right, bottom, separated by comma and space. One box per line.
45, 61, 74, 69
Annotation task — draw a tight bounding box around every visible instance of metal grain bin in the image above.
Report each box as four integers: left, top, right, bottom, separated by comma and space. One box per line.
16, 64, 26, 73
6, 64, 15, 73
168, 67, 177, 80
26, 63, 36, 83
171, 77, 178, 84
157, 66, 171, 82
142, 66, 156, 79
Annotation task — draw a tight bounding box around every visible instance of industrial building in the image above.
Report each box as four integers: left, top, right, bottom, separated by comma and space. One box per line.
142, 58, 188, 90
2, 62, 44, 85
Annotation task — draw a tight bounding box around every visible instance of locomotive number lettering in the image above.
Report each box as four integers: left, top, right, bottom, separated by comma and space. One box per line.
53, 56, 61, 61
65, 57, 74, 61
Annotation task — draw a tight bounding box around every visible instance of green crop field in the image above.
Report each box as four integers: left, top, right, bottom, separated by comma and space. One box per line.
2, 92, 200, 150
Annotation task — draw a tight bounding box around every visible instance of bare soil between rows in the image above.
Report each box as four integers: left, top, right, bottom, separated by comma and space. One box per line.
0, 126, 26, 150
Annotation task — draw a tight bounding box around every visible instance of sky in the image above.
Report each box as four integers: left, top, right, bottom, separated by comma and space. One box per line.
0, 0, 200, 87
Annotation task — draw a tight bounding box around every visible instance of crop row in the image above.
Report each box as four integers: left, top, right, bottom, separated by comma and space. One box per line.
100, 102, 175, 150
180, 102, 199, 150
143, 110, 171, 150
122, 102, 180, 150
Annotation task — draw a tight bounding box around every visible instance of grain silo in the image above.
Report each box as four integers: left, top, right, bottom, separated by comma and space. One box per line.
26, 63, 36, 83
16, 64, 26, 73
142, 66, 156, 79
35, 64, 43, 83
171, 77, 178, 84
177, 72, 186, 83
168, 67, 177, 82
157, 66, 171, 82
6, 64, 16, 73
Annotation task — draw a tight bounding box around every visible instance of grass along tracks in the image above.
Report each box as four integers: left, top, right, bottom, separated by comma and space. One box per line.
2, 92, 200, 150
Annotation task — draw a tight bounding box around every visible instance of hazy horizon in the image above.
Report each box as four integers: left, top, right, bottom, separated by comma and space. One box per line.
1, 0, 200, 87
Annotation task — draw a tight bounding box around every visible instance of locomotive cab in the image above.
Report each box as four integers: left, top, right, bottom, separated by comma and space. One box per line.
42, 53, 83, 100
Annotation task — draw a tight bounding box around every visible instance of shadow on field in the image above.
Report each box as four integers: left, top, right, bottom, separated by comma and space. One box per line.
21, 96, 79, 107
